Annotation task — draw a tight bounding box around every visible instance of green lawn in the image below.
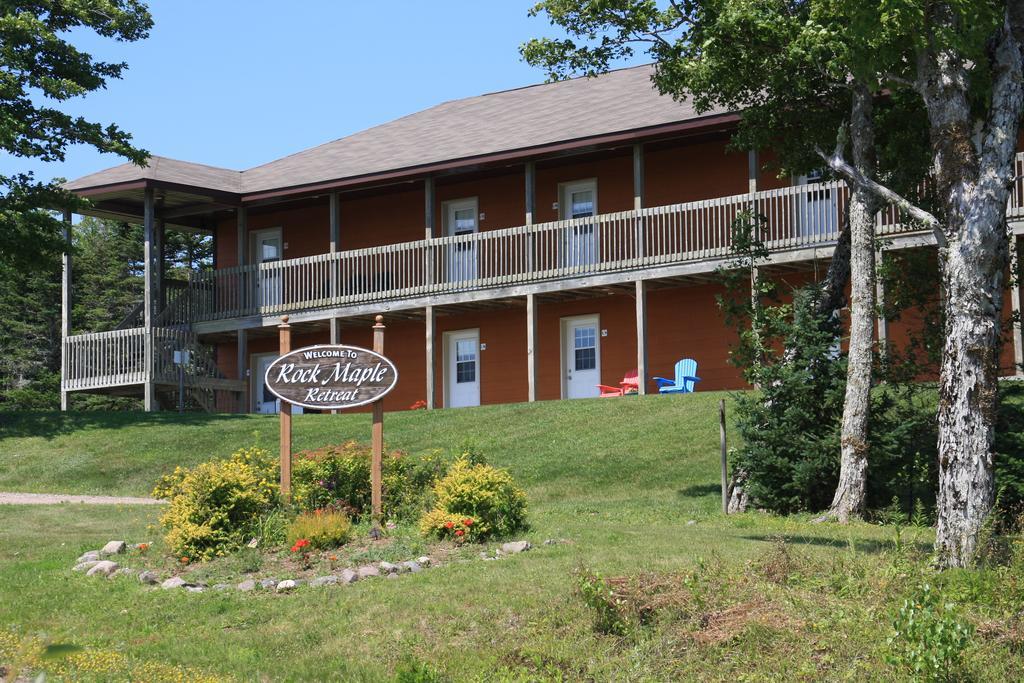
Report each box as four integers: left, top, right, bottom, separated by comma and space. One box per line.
1, 394, 1022, 681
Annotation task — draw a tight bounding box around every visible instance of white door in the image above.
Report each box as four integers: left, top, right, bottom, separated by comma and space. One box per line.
562, 316, 600, 399
561, 181, 598, 268
446, 330, 480, 408
795, 171, 838, 238
445, 198, 478, 282
254, 354, 302, 415
251, 228, 283, 307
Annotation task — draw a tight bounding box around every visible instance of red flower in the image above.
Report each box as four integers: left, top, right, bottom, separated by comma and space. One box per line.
444, 521, 454, 529
291, 538, 310, 553
463, 518, 473, 526
455, 529, 465, 537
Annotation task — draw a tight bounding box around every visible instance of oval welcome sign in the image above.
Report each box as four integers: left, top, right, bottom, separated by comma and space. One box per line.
264, 344, 398, 411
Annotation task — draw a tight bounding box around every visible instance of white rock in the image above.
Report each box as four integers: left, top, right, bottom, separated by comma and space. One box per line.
416, 556, 432, 566
161, 576, 187, 590
76, 551, 100, 563
500, 541, 532, 554
237, 579, 257, 591
186, 585, 205, 593
73, 560, 100, 572
86, 560, 119, 577
259, 578, 278, 589
138, 571, 159, 585
378, 561, 399, 574
357, 565, 380, 579
100, 541, 126, 556
338, 569, 358, 584
276, 579, 297, 592
310, 575, 338, 587
401, 561, 422, 573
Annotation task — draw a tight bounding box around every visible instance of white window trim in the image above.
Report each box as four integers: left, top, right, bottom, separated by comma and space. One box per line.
557, 179, 598, 220
249, 226, 283, 265
559, 314, 601, 399
442, 328, 481, 408
442, 197, 479, 237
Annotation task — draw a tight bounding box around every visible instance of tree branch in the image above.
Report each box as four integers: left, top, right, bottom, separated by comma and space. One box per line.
816, 140, 946, 248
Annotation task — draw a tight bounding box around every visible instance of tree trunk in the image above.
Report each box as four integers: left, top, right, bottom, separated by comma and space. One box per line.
927, 4, 1023, 567
825, 85, 881, 522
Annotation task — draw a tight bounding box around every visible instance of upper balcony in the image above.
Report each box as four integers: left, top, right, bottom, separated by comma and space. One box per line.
161, 159, 1024, 334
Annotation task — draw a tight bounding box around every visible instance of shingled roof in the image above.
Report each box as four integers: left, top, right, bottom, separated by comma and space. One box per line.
65, 64, 729, 197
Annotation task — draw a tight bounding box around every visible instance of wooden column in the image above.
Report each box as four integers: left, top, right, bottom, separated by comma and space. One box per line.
525, 161, 536, 272
527, 293, 538, 402
425, 305, 436, 409
329, 192, 342, 345
1011, 235, 1024, 376
278, 316, 292, 502
876, 248, 890, 363
424, 177, 435, 285
143, 187, 156, 411
633, 144, 645, 259
154, 216, 165, 314
60, 209, 73, 411
747, 149, 759, 194
635, 280, 648, 395
236, 206, 249, 412
371, 316, 386, 527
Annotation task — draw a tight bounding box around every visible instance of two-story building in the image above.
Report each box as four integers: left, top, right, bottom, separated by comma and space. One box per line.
59, 65, 1024, 413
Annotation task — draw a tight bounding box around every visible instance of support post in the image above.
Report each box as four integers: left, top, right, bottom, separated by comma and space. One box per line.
278, 316, 292, 502
876, 248, 890, 365
527, 293, 538, 402
633, 144, 645, 259
371, 316, 386, 531
143, 187, 156, 412
747, 149, 759, 194
635, 280, 648, 395
525, 161, 536, 271
425, 305, 436, 409
719, 399, 728, 515
424, 177, 435, 285
60, 209, 72, 411
1011, 235, 1023, 376
237, 329, 248, 413
154, 216, 165, 314
329, 191, 342, 344
236, 207, 249, 412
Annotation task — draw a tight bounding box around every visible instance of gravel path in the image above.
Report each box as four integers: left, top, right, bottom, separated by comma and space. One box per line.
0, 492, 164, 505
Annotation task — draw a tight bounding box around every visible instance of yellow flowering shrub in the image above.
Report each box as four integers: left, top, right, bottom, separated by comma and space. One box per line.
419, 458, 527, 542
286, 509, 352, 550
153, 446, 279, 560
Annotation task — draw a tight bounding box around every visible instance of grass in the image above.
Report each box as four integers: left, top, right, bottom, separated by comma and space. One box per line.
1, 393, 1022, 681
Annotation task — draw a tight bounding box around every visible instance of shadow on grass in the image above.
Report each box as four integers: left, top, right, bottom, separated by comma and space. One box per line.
677, 483, 721, 498
0, 410, 253, 440
739, 533, 931, 555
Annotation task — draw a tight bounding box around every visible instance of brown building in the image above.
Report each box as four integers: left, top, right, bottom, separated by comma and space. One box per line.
60, 65, 1024, 412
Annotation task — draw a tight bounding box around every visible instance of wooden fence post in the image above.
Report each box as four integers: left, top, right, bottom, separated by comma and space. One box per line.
371, 315, 386, 532
279, 315, 292, 502
719, 399, 728, 515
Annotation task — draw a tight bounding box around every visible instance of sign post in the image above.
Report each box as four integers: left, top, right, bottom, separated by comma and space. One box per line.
371, 315, 385, 533
278, 316, 292, 502
264, 315, 398, 527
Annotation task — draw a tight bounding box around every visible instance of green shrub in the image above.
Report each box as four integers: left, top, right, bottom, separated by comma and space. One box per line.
887, 583, 974, 682
575, 568, 632, 636
286, 510, 352, 550
153, 446, 278, 560
419, 458, 526, 541
292, 441, 448, 520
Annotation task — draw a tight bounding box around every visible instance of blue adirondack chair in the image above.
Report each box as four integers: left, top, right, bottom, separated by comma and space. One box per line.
653, 359, 701, 394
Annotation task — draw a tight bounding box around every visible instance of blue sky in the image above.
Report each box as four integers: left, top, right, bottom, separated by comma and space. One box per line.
7, 1, 644, 185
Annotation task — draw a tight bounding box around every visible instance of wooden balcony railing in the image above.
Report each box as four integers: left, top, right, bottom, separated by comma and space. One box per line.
152, 151, 1024, 326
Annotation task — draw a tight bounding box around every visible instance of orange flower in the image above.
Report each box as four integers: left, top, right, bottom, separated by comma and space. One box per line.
455, 529, 465, 537
328, 555, 337, 562
180, 556, 189, 564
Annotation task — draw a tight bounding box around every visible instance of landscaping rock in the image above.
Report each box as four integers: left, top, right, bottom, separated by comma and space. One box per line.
338, 569, 358, 584
357, 565, 380, 579
686, 520, 697, 526
100, 540, 127, 556
186, 586, 205, 593
378, 561, 399, 574
161, 577, 187, 590
113, 567, 138, 578
386, 573, 399, 580
138, 571, 159, 585
76, 550, 100, 563
310, 575, 338, 587
276, 579, 298, 592
236, 579, 257, 592
416, 556, 432, 566
259, 578, 278, 590
73, 560, 100, 572
213, 583, 232, 591
86, 560, 119, 577
500, 541, 531, 555
401, 561, 422, 573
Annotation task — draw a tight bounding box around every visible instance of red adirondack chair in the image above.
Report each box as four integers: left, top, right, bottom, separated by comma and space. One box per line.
597, 369, 640, 397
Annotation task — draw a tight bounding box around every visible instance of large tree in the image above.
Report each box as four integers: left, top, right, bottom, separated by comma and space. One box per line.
524, 0, 1024, 567
0, 0, 152, 269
